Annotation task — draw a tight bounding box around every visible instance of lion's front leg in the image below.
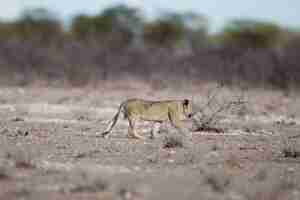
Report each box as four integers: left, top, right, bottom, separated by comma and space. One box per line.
168, 111, 192, 139
150, 122, 161, 139
128, 118, 145, 139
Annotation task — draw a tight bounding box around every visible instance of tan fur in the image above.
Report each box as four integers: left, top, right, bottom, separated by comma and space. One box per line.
99, 98, 193, 139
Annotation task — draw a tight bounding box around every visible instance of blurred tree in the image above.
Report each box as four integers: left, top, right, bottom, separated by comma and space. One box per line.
143, 12, 186, 47
220, 19, 283, 48
71, 4, 143, 47
0, 22, 16, 40
180, 12, 209, 49
14, 8, 63, 43
71, 14, 96, 40
143, 11, 208, 48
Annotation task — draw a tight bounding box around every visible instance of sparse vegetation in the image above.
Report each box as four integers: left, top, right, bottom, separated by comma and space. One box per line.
281, 137, 300, 158
162, 135, 184, 149
192, 84, 247, 132
220, 19, 284, 48
0, 88, 299, 199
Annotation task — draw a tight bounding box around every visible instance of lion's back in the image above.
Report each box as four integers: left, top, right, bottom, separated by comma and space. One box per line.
124, 99, 182, 122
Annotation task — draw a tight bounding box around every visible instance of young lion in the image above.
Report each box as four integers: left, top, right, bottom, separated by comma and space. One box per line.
99, 98, 193, 139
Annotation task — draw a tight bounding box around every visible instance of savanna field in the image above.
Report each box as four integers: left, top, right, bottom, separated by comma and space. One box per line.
0, 84, 300, 200
0, 5, 300, 199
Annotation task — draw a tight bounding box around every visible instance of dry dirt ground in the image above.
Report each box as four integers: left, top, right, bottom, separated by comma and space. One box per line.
0, 86, 300, 200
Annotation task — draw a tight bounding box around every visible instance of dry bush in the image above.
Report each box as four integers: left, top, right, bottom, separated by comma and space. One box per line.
192, 84, 247, 132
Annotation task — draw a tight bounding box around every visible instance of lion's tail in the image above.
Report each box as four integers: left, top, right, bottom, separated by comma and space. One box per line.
101, 101, 126, 138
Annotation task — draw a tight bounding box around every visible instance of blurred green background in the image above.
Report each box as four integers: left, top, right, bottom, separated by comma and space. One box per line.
0, 1, 299, 91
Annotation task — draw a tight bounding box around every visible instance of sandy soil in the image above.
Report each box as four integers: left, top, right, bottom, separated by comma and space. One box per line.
0, 86, 300, 200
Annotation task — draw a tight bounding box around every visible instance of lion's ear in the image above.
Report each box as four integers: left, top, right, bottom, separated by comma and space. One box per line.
183, 99, 189, 106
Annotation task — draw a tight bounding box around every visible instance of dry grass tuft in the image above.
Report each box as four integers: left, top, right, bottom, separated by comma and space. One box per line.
280, 136, 300, 158
162, 135, 184, 149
